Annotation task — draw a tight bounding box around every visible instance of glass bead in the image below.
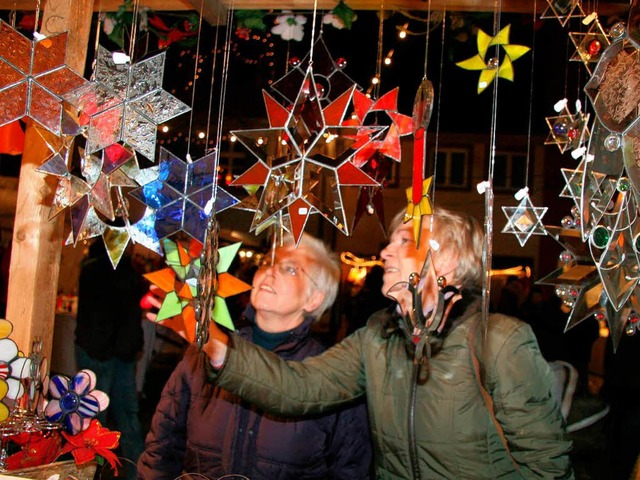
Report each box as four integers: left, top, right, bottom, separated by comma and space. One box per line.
556, 286, 568, 297
567, 128, 578, 140
553, 120, 568, 135
336, 57, 347, 69
366, 204, 374, 215
629, 312, 639, 324
561, 216, 574, 228
625, 323, 636, 336
617, 177, 630, 192
559, 250, 573, 264
591, 226, 610, 248
604, 134, 621, 151
60, 392, 80, 413
587, 40, 602, 57
634, 234, 640, 253
609, 22, 626, 39
487, 57, 500, 69
595, 311, 605, 321
570, 205, 580, 218
289, 57, 301, 67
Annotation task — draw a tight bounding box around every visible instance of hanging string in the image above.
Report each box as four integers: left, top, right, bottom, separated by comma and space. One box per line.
204, 2, 224, 148
308, 0, 320, 65
422, 0, 432, 77
524, 0, 537, 188
429, 5, 447, 229
374, 0, 385, 99
128, 0, 141, 61
33, 0, 41, 36
214, 5, 235, 166
186, 0, 207, 160
481, 0, 503, 338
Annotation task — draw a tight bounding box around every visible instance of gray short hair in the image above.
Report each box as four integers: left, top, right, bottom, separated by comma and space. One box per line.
282, 233, 340, 319
390, 207, 483, 288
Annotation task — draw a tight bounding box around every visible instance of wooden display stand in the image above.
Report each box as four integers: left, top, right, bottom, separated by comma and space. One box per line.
1, 460, 96, 480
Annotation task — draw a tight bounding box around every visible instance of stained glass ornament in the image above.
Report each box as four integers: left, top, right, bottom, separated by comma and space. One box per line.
455, 24, 530, 94
63, 47, 190, 160
585, 39, 640, 134
230, 68, 383, 244
540, 0, 585, 27
130, 148, 239, 243
346, 87, 412, 234
569, 18, 610, 74
271, 36, 358, 106
404, 177, 433, 245
0, 21, 88, 135
143, 238, 251, 339
544, 103, 590, 154
501, 193, 548, 246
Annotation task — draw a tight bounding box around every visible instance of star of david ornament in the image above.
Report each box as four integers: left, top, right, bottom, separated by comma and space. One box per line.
540, 0, 585, 27
545, 103, 590, 154
0, 21, 88, 135
501, 192, 548, 246
569, 16, 610, 74
130, 148, 239, 243
64, 47, 190, 160
230, 68, 384, 243
455, 25, 530, 94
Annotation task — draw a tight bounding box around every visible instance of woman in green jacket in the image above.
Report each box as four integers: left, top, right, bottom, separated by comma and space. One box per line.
203, 208, 573, 479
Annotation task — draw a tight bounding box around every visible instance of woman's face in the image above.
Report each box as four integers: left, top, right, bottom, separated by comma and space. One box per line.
250, 245, 323, 332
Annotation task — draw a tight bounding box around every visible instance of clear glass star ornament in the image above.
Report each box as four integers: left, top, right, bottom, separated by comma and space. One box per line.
501, 192, 548, 246
63, 47, 190, 160
540, 0, 585, 27
569, 17, 610, 74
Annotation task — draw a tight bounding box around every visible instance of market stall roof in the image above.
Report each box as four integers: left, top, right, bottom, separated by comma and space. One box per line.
2, 0, 631, 25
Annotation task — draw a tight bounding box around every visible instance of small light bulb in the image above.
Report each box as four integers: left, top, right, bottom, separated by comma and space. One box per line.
384, 57, 392, 65
230, 134, 237, 142
161, 125, 169, 133
371, 76, 379, 85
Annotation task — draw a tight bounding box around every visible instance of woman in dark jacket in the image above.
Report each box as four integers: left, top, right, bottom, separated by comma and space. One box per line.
137, 233, 372, 480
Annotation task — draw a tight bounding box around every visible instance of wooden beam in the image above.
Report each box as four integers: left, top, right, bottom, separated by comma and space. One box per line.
6, 0, 94, 362
0, 0, 629, 16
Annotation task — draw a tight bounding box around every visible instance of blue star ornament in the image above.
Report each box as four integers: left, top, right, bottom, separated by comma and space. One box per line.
130, 148, 239, 242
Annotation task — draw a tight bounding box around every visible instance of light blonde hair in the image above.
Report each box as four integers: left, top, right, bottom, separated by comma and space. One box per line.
281, 233, 340, 319
389, 208, 483, 288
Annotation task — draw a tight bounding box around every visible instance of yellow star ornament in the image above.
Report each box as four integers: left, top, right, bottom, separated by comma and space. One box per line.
405, 176, 433, 246
456, 25, 530, 94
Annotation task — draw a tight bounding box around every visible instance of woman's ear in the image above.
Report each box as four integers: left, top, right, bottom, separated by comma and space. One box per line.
303, 290, 325, 314
434, 248, 458, 282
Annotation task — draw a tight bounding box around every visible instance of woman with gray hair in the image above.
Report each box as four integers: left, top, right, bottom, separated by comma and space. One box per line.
202, 207, 573, 479
137, 233, 372, 480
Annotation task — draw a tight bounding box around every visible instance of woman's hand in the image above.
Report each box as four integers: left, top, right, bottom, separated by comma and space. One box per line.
202, 320, 229, 368
141, 284, 165, 321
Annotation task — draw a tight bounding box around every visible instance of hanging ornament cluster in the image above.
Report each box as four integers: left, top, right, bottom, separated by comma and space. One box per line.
533, 2, 640, 350
545, 98, 591, 154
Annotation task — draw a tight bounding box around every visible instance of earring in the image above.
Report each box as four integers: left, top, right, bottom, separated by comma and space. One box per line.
437, 276, 447, 289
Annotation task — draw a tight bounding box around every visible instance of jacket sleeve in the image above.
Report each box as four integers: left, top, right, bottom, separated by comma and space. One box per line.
213, 328, 368, 416
327, 400, 372, 480
137, 356, 190, 480
484, 317, 574, 479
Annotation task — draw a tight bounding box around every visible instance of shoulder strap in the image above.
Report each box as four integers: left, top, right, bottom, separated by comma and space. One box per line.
468, 315, 523, 476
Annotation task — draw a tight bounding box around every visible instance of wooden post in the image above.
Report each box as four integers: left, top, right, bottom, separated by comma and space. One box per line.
6, 0, 94, 361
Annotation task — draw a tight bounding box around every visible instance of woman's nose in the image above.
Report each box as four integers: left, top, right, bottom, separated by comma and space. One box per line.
380, 243, 393, 259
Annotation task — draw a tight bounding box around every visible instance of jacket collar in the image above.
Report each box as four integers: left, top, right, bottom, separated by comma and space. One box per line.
238, 304, 314, 352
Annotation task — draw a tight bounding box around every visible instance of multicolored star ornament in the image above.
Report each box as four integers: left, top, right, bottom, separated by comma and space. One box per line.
144, 238, 251, 339
130, 148, 239, 243
63, 46, 190, 160
0, 21, 88, 135
545, 100, 590, 154
455, 25, 530, 94
501, 191, 548, 246
540, 0, 585, 27
230, 67, 383, 243
404, 177, 433, 245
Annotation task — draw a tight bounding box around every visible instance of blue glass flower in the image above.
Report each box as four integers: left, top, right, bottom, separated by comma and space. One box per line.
44, 369, 110, 435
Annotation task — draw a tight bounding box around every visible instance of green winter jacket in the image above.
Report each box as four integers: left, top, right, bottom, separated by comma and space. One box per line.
213, 293, 573, 479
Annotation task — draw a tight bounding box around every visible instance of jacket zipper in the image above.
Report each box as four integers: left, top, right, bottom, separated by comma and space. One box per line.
409, 360, 420, 480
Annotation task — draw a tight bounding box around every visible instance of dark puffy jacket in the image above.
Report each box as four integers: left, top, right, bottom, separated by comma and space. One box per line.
137, 312, 372, 480
213, 291, 573, 479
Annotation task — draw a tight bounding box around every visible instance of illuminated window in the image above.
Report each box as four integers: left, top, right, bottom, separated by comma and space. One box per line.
432, 147, 471, 189
492, 151, 528, 192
